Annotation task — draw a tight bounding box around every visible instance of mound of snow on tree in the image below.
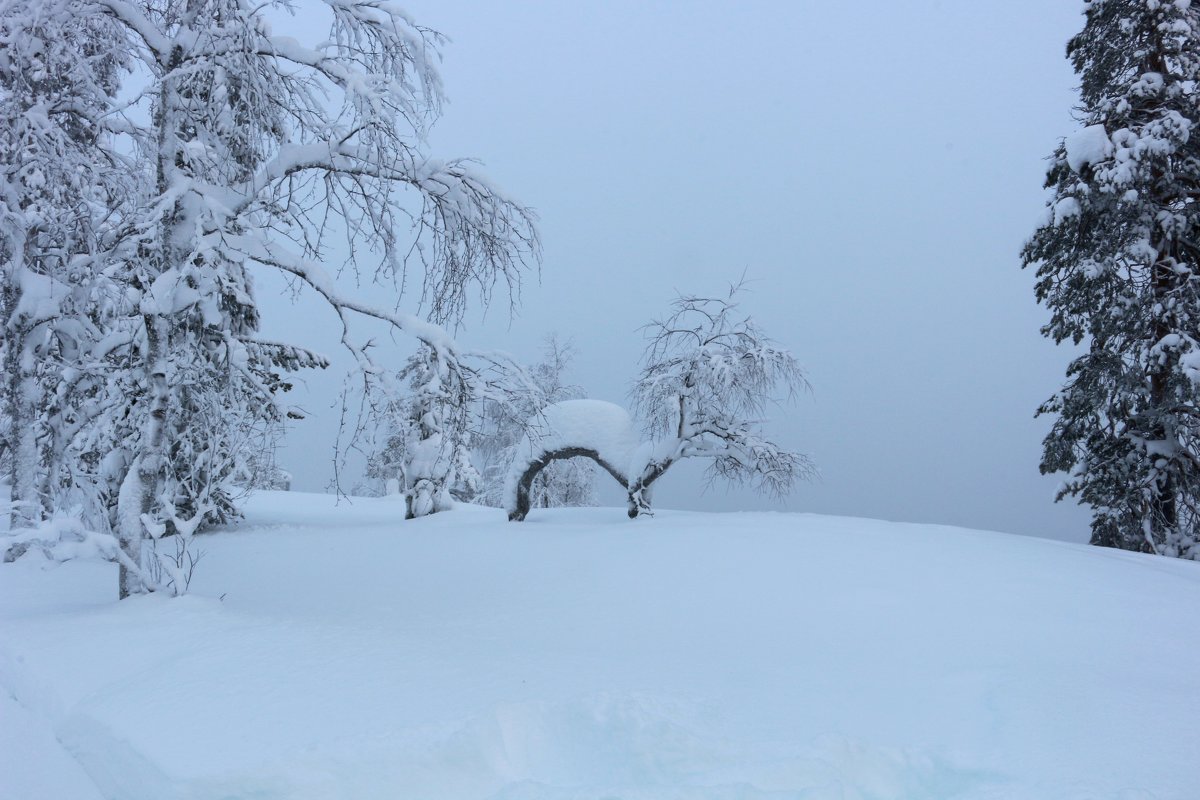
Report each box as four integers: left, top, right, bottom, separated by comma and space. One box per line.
1064, 123, 1112, 173
503, 399, 641, 514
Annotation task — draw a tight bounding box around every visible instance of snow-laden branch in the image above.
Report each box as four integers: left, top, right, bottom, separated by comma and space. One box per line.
2, 512, 163, 592
627, 284, 814, 516
232, 232, 458, 357
90, 0, 171, 60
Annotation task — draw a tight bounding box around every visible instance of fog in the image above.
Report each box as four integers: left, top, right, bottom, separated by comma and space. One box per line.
259, 1, 1093, 542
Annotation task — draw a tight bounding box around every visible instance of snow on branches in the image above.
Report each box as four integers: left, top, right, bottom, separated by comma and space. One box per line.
626, 284, 815, 516
1, 0, 539, 597
476, 335, 597, 510
1025, 0, 1200, 559
0, 0, 132, 530
362, 344, 480, 519
504, 285, 814, 521
502, 399, 638, 522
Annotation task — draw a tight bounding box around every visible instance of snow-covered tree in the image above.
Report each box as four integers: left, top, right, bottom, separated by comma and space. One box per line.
0, 0, 131, 528
476, 334, 596, 509
27, 0, 541, 597
1024, 0, 1200, 560
156, 336, 326, 528
502, 398, 636, 522
229, 413, 292, 491
362, 344, 480, 517
628, 285, 814, 517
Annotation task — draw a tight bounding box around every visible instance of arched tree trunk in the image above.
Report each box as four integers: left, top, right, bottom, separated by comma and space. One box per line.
508, 447, 628, 521
626, 458, 674, 519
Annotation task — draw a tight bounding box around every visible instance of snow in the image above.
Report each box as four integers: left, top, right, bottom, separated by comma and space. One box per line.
523, 399, 641, 468
13, 268, 71, 326
0, 692, 105, 800
2, 490, 1200, 799
1065, 124, 1112, 173
1053, 196, 1081, 223
504, 399, 641, 509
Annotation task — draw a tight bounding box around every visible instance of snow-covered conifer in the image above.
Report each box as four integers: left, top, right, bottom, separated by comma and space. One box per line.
1024, 0, 1200, 559
364, 344, 479, 518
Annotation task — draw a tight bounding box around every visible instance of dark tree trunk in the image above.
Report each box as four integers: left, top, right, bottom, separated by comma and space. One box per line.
508, 447, 627, 521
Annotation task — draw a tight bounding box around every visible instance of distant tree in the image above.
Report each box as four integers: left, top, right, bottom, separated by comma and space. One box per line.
476, 334, 596, 509
627, 284, 814, 517
363, 344, 480, 518
231, 416, 292, 491
1023, 0, 1200, 560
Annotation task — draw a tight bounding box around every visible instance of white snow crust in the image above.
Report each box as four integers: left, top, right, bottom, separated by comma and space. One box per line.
2, 490, 1199, 799
503, 399, 641, 506
1065, 124, 1112, 173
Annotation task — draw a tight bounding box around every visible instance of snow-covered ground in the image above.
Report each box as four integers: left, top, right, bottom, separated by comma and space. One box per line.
2, 492, 1198, 800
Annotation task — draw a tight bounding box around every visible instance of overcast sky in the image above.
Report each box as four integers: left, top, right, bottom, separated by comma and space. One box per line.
260, 1, 1094, 542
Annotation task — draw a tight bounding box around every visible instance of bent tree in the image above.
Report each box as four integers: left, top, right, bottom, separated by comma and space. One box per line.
504, 287, 813, 521
627, 285, 814, 517
1024, 0, 1200, 560
476, 335, 597, 509
503, 398, 637, 522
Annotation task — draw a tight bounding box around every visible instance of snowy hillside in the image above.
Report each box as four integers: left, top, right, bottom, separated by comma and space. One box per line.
2, 492, 1198, 800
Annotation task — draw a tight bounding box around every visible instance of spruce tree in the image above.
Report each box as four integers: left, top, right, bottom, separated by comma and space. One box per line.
1024, 0, 1200, 559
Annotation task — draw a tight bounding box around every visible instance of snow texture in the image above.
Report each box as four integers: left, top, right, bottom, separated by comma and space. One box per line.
503, 399, 641, 510
2, 490, 1199, 799
1064, 124, 1112, 173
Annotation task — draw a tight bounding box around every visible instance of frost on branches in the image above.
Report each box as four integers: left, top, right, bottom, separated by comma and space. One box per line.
504, 286, 814, 521
0, 0, 129, 530
476, 335, 597, 510
362, 344, 480, 518
627, 285, 815, 517
1, 0, 538, 598
1024, 0, 1200, 560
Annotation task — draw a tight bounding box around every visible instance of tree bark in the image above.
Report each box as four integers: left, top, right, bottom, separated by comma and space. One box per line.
117, 315, 170, 598
508, 447, 627, 521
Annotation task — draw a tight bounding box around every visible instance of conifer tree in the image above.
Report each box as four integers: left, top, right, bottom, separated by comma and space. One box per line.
368, 344, 478, 519
1024, 0, 1200, 559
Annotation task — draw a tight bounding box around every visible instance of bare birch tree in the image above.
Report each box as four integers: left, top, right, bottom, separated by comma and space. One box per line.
66, 0, 538, 596
628, 284, 814, 516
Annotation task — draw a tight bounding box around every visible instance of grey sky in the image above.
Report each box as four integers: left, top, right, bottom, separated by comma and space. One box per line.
261, 1, 1093, 542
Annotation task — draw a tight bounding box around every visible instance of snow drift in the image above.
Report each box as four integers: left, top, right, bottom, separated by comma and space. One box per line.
1, 491, 1198, 799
